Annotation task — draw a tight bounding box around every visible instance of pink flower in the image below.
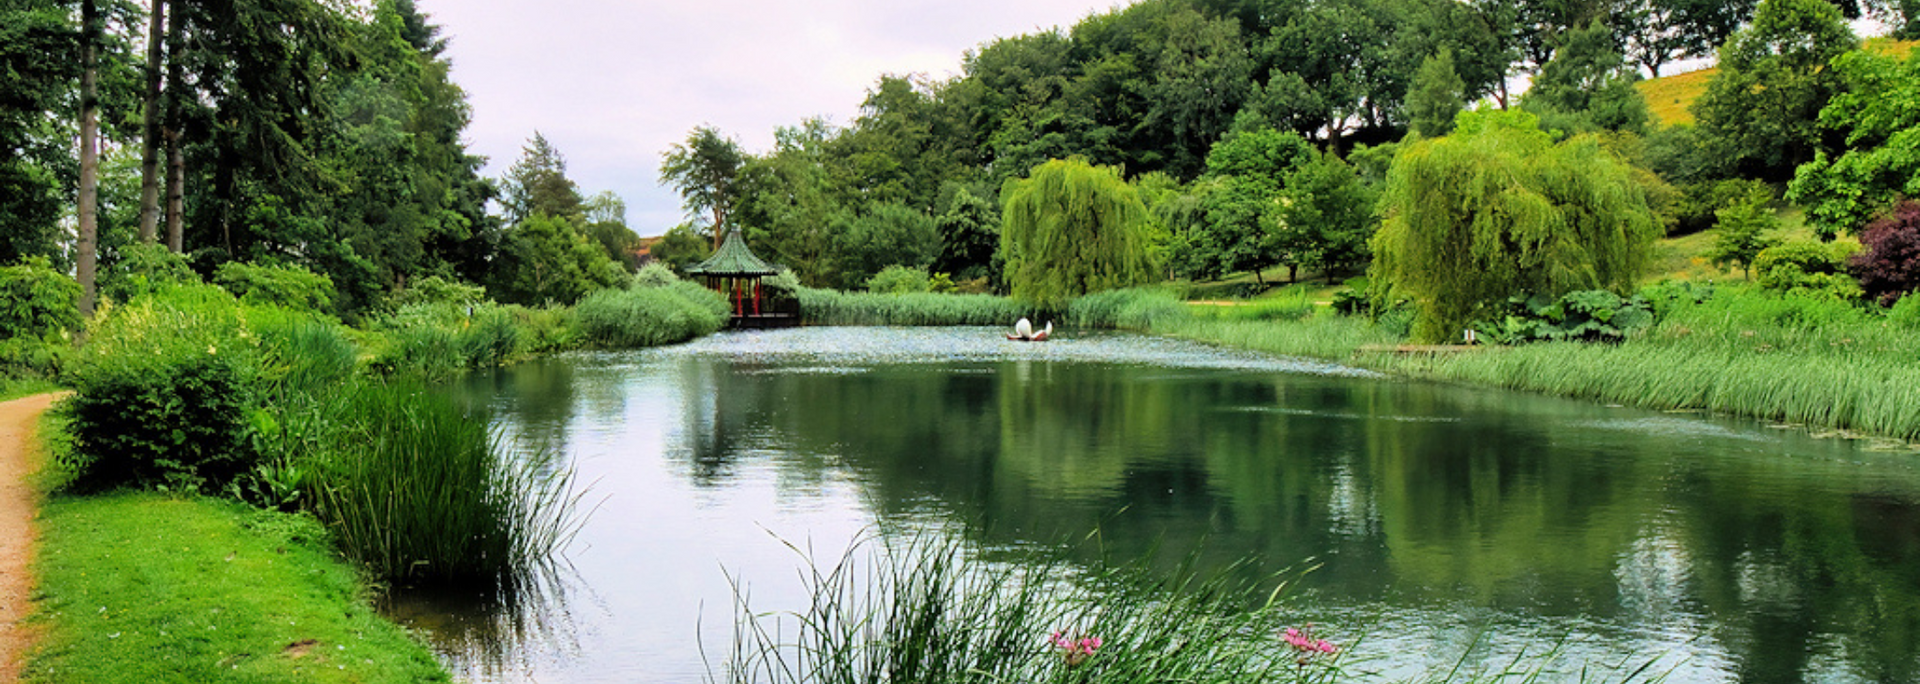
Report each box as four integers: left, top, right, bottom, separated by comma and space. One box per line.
1283, 625, 1337, 660
1049, 629, 1103, 666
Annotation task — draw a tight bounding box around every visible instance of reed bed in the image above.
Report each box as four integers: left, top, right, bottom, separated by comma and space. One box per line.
300, 380, 579, 584
576, 280, 730, 348
796, 287, 1032, 326
719, 534, 1344, 684
1062, 287, 1193, 330
718, 534, 1674, 684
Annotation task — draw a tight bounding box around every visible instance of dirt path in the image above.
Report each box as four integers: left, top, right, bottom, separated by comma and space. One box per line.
0, 393, 61, 684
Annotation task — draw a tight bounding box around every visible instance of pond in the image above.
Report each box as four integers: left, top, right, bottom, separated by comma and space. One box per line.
387, 327, 1920, 684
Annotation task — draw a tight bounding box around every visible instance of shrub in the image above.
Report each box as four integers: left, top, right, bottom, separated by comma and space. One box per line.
1852, 200, 1920, 307
1753, 239, 1863, 300
101, 243, 196, 304
866, 265, 932, 294
388, 275, 486, 308
575, 281, 729, 348
255, 313, 358, 399
1476, 289, 1655, 343
63, 282, 263, 493
1331, 277, 1370, 315
213, 261, 336, 313
300, 381, 576, 583
509, 304, 579, 354
0, 256, 80, 340
633, 262, 680, 289
459, 306, 523, 368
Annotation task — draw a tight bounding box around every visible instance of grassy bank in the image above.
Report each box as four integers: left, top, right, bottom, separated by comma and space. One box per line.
1118, 283, 1920, 443
25, 492, 448, 683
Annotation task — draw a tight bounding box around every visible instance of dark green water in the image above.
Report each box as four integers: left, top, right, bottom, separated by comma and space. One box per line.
394, 327, 1920, 683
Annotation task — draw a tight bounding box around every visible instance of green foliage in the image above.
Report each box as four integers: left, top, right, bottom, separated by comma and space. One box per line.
501, 132, 584, 224
101, 243, 197, 304
1408, 49, 1467, 138
633, 262, 680, 288
651, 223, 714, 274
832, 203, 940, 289
1789, 47, 1920, 237
388, 274, 485, 308
368, 302, 539, 380
1522, 20, 1650, 135
1752, 239, 1864, 299
1691, 0, 1857, 181
1371, 108, 1660, 342
1477, 290, 1657, 344
213, 261, 337, 313
30, 493, 451, 683
795, 287, 1027, 326
1705, 189, 1782, 278
490, 212, 625, 305
0, 256, 80, 342
1063, 287, 1192, 330
660, 126, 746, 244
1001, 159, 1155, 309
1331, 277, 1370, 315
721, 534, 1346, 684
575, 281, 729, 349
1669, 178, 1774, 236
866, 265, 933, 294
294, 381, 576, 584
1889, 289, 1920, 327
63, 282, 263, 493
1279, 149, 1381, 281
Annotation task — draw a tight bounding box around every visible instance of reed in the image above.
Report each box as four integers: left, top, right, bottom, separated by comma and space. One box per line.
300, 380, 579, 584
1062, 287, 1192, 330
576, 280, 730, 348
718, 534, 1673, 684
796, 287, 1031, 326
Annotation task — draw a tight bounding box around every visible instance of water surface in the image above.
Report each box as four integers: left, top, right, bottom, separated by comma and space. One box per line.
392, 327, 1920, 683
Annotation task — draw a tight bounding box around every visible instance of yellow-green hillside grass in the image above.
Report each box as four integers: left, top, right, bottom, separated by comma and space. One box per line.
26, 493, 449, 683
1637, 38, 1919, 128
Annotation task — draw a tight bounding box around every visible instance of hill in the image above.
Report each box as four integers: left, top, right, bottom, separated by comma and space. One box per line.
1636, 37, 1918, 127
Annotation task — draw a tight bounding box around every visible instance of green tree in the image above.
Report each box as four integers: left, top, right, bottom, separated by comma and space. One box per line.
1616, 0, 1760, 77
831, 203, 940, 290
1000, 158, 1153, 309
734, 119, 850, 285
650, 224, 713, 275
1189, 128, 1313, 283
660, 126, 745, 250
932, 185, 1002, 284
1523, 20, 1650, 134
1789, 48, 1920, 238
1371, 109, 1659, 342
0, 0, 79, 265
1407, 48, 1466, 138
1706, 190, 1782, 279
1280, 149, 1381, 282
502, 131, 583, 224
489, 213, 622, 305
583, 190, 642, 271
1691, 0, 1857, 182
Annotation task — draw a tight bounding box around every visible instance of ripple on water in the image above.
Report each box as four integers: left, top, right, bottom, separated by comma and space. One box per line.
654, 326, 1382, 378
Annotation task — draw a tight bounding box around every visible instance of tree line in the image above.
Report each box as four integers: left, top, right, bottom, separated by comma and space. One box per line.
5, 0, 1920, 324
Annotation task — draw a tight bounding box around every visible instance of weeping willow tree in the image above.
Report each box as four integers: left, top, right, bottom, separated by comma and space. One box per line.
1371, 109, 1659, 343
1000, 158, 1154, 309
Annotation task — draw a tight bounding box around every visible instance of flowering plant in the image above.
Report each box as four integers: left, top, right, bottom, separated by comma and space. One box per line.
1048, 629, 1103, 667
1283, 625, 1338, 665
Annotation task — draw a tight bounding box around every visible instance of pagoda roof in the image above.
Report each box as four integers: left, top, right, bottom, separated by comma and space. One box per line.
684, 229, 778, 277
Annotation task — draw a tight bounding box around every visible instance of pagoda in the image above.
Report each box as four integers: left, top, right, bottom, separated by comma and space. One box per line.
683, 229, 797, 328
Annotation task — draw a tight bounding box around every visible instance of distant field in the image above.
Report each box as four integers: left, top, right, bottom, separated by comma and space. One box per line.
1636, 37, 1918, 128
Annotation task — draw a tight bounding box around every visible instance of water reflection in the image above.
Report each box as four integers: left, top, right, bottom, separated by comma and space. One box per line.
401, 327, 1920, 684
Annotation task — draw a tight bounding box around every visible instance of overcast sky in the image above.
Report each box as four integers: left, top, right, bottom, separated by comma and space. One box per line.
421, 0, 1128, 236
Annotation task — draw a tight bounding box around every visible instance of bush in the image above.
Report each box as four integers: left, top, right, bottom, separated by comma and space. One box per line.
388, 275, 486, 308
1331, 277, 1370, 315
63, 282, 263, 493
633, 262, 680, 289
213, 261, 336, 313
101, 243, 195, 304
1476, 289, 1655, 343
867, 265, 932, 294
1754, 239, 1863, 300
0, 256, 80, 379
1852, 200, 1920, 307
576, 281, 729, 348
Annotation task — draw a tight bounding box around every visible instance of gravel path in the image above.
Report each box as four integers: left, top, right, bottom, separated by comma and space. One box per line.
0, 393, 61, 684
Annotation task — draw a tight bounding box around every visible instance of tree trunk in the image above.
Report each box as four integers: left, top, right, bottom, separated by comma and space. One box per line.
1288, 263, 1298, 284
137, 0, 166, 243
77, 0, 101, 320
163, 0, 185, 252
711, 207, 725, 250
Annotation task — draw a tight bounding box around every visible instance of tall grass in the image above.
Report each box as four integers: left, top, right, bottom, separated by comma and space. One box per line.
719, 534, 1673, 684
1062, 287, 1192, 330
796, 287, 1031, 326
300, 380, 579, 584
576, 280, 730, 348
720, 533, 1341, 684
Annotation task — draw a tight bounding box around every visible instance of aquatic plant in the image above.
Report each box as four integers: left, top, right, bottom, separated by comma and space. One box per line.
576, 280, 729, 348
795, 286, 1029, 326
301, 380, 579, 585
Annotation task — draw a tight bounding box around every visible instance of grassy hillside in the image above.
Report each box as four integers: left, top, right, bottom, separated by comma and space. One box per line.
1638, 37, 1918, 128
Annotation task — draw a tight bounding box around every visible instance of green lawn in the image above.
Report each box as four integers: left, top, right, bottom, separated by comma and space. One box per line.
25, 492, 449, 683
